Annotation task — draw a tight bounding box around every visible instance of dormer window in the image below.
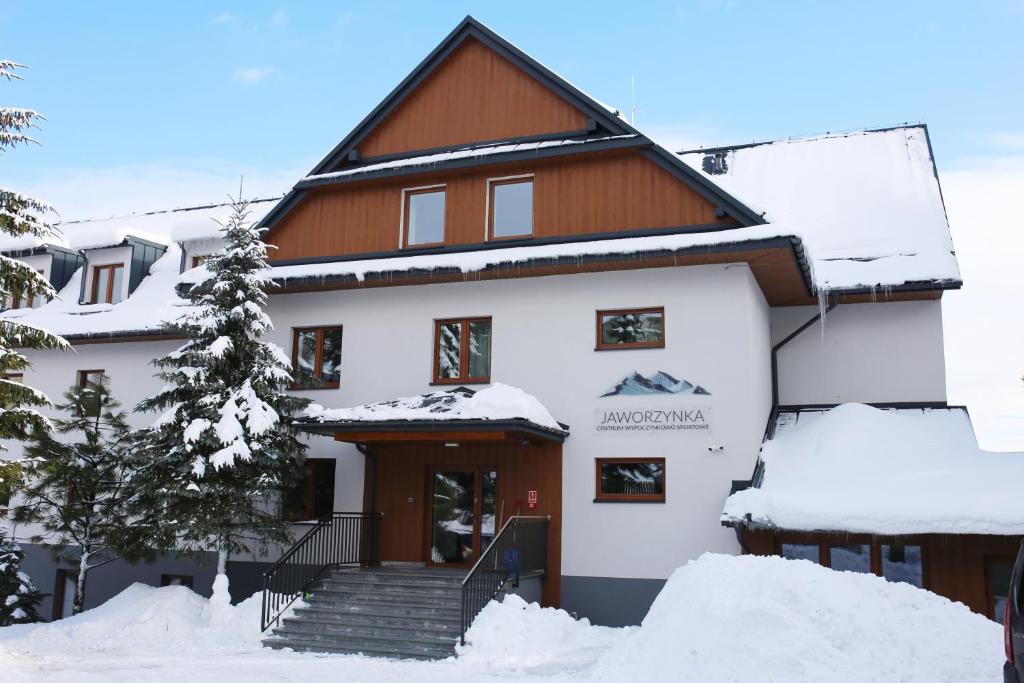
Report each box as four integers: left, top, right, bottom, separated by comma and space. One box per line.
90, 264, 124, 304
402, 186, 446, 248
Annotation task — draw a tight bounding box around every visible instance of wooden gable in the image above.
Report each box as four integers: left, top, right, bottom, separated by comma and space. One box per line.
357, 38, 591, 158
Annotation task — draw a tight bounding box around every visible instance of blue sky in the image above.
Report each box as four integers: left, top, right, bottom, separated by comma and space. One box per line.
2, 0, 1023, 185
2, 1, 1023, 448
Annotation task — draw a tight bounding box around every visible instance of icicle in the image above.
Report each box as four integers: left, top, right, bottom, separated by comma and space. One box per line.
817, 286, 831, 346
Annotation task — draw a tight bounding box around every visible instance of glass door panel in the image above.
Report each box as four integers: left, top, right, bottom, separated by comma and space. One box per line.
431, 471, 475, 565
480, 470, 498, 556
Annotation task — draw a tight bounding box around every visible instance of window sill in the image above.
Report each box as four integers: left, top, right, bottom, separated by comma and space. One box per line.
593, 498, 665, 504
430, 378, 491, 386
594, 344, 666, 352
289, 384, 341, 391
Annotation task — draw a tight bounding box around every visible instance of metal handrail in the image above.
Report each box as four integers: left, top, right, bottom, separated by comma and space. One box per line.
260, 511, 381, 632
459, 515, 549, 645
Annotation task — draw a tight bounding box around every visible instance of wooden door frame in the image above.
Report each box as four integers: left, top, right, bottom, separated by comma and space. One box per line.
424, 464, 498, 568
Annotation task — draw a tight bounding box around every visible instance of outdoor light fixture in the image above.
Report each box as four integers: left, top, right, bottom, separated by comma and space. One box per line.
444, 442, 459, 447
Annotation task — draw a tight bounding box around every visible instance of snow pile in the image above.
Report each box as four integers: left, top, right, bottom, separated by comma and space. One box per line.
0, 583, 267, 656
456, 593, 620, 672
723, 403, 1024, 535
304, 383, 564, 432
678, 127, 960, 290
594, 553, 1001, 683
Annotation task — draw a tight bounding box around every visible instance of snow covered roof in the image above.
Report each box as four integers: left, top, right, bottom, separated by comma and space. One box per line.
1, 244, 187, 340
299, 135, 641, 186
678, 126, 960, 292
300, 384, 568, 440
722, 403, 1024, 536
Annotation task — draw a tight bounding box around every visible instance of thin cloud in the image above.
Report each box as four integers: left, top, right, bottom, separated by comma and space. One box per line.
987, 131, 1024, 152
232, 66, 279, 85
210, 11, 236, 24
270, 8, 288, 26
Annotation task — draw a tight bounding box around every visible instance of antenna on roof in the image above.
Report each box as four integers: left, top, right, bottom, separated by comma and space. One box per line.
630, 76, 638, 126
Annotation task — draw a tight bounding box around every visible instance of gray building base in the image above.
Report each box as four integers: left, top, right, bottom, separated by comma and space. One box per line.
18, 543, 268, 620
560, 575, 666, 627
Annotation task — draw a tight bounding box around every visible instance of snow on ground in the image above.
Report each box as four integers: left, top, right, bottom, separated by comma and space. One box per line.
723, 403, 1024, 535
0, 554, 1001, 682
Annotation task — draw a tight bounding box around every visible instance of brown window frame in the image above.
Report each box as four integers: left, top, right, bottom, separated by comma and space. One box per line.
283, 458, 337, 522
594, 457, 666, 503
595, 307, 666, 351
401, 185, 447, 249
191, 255, 210, 269
487, 176, 534, 241
772, 532, 928, 587
290, 326, 343, 390
89, 264, 124, 304
77, 370, 105, 388
432, 317, 492, 385
985, 555, 1016, 621
160, 574, 195, 588
52, 568, 78, 621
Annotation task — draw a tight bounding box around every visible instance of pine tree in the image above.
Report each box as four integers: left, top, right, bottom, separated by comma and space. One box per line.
11, 379, 152, 615
0, 530, 42, 625
134, 196, 308, 606
0, 61, 68, 441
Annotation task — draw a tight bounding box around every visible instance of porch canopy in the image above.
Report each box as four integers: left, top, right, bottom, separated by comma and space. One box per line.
722, 403, 1024, 536
295, 383, 569, 445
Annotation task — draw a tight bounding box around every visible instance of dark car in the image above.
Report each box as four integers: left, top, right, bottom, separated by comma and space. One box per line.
1005, 541, 1024, 682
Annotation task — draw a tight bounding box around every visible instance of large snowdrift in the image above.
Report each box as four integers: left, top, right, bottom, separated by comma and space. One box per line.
593, 553, 1001, 682
723, 403, 1024, 535
0, 555, 1002, 681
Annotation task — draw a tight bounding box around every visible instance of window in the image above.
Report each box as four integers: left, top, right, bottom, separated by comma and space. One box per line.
781, 543, 821, 563
988, 557, 1014, 621
433, 317, 491, 384
4, 270, 46, 310
191, 255, 210, 269
77, 370, 105, 416
596, 307, 665, 350
160, 574, 195, 589
283, 458, 337, 522
403, 186, 446, 247
881, 543, 923, 587
53, 569, 77, 620
90, 264, 124, 304
595, 458, 665, 502
829, 544, 872, 573
488, 177, 533, 239
291, 327, 343, 389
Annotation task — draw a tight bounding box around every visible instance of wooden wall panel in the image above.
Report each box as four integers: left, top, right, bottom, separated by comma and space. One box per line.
358, 38, 588, 158
268, 151, 722, 262
366, 441, 563, 606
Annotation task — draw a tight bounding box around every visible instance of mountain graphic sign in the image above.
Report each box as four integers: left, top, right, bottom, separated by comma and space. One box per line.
601, 371, 711, 397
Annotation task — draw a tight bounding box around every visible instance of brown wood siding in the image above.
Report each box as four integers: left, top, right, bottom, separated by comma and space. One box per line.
268, 151, 722, 262
741, 528, 1023, 618
362, 440, 563, 607
358, 38, 588, 158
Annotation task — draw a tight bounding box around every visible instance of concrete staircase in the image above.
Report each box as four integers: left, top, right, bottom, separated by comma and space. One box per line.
262, 565, 465, 660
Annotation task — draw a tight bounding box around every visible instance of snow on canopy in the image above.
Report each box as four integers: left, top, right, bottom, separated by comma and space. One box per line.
722, 403, 1024, 535
302, 383, 566, 433
677, 126, 960, 291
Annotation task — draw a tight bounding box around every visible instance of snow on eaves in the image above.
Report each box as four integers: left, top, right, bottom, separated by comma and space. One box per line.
722, 403, 1024, 536
302, 384, 566, 434
678, 126, 961, 291
301, 135, 639, 183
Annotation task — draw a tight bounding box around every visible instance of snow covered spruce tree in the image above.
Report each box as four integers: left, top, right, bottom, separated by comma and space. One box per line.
135, 196, 308, 608
0, 530, 42, 625
0, 61, 68, 440
12, 379, 153, 615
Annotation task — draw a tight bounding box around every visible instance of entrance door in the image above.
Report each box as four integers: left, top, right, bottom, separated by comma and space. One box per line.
429, 467, 497, 566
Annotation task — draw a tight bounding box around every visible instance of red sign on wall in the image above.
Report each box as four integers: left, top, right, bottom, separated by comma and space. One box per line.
528, 490, 537, 509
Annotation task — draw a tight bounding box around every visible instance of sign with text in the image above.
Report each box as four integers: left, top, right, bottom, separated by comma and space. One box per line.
594, 406, 712, 434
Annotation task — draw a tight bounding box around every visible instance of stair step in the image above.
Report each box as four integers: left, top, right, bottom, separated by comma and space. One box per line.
321, 575, 464, 590
263, 634, 455, 660
292, 606, 461, 629
274, 619, 459, 645
310, 588, 458, 605
302, 599, 460, 618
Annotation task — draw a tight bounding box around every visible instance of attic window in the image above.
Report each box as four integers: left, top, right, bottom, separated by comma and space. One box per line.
90, 264, 124, 304
701, 152, 729, 175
